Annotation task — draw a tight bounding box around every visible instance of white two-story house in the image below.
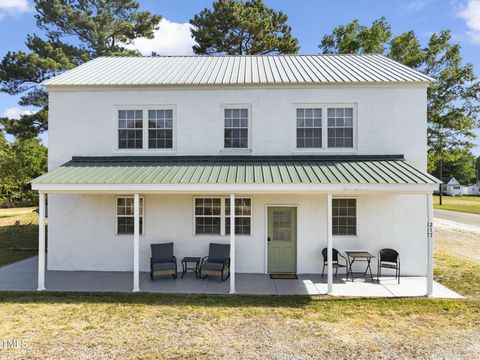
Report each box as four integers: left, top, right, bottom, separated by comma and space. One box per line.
32, 54, 439, 295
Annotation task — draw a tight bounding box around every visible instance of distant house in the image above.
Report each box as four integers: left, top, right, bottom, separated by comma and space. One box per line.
462, 182, 480, 196
441, 177, 463, 196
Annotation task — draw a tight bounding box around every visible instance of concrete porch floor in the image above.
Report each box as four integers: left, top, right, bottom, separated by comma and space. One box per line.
0, 257, 462, 298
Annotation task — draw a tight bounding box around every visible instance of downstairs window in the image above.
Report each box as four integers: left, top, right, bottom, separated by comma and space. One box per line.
332, 198, 357, 236
116, 197, 144, 235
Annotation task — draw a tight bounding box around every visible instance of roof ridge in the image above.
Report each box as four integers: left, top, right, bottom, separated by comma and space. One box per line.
95, 54, 386, 59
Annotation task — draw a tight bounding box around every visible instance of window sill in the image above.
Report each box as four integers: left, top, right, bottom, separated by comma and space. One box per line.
193, 234, 253, 237
219, 148, 252, 155
115, 234, 146, 237
291, 148, 357, 155
113, 149, 177, 155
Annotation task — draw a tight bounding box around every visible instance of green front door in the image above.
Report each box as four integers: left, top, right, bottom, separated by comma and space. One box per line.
267, 207, 297, 273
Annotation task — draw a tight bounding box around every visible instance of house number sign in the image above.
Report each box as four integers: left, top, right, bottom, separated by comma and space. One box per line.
427, 222, 433, 238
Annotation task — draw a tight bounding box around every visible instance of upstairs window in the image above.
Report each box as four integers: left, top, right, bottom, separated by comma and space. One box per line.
327, 108, 353, 148
296, 108, 322, 148
148, 109, 173, 149
118, 110, 143, 149
224, 108, 248, 148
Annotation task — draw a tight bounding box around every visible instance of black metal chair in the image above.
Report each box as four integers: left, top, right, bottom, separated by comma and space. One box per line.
200, 243, 231, 281
150, 242, 177, 280
321, 248, 347, 278
377, 248, 400, 284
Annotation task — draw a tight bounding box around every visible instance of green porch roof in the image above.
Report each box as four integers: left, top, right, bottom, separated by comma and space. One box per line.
32, 156, 440, 186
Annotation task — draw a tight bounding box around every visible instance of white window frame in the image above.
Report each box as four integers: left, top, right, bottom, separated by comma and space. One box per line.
326, 107, 355, 149
295, 107, 323, 149
292, 103, 358, 153
219, 104, 253, 154
113, 105, 177, 154
332, 196, 358, 238
193, 197, 223, 236
115, 196, 145, 236
193, 196, 253, 236
225, 196, 252, 236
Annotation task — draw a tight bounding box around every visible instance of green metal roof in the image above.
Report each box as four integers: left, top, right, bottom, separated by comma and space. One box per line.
32, 156, 440, 186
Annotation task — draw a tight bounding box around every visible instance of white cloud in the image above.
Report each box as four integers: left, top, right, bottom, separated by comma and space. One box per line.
1, 107, 33, 119
0, 0, 31, 20
457, 0, 480, 44
126, 19, 196, 56
401, 0, 432, 12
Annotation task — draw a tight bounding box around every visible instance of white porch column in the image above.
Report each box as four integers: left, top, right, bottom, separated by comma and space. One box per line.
37, 193, 46, 291
327, 193, 333, 295
133, 193, 140, 292
426, 193, 434, 296
229, 193, 236, 294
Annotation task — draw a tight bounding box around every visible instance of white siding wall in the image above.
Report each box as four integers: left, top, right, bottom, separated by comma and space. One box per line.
48, 193, 427, 276
48, 85, 428, 170
46, 84, 429, 276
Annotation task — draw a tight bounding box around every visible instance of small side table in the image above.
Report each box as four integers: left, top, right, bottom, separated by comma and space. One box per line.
181, 257, 201, 279
345, 251, 376, 282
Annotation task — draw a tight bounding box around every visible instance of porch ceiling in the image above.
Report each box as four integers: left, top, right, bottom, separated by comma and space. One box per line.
31, 155, 440, 193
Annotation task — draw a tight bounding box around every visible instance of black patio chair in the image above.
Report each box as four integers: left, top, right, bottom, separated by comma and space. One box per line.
377, 248, 400, 284
200, 243, 230, 281
150, 242, 177, 280
321, 248, 347, 278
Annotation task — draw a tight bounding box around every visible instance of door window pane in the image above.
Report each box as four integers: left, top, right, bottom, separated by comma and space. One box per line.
272, 210, 291, 241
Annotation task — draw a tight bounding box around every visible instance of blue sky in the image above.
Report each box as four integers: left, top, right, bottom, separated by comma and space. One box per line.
0, 0, 479, 154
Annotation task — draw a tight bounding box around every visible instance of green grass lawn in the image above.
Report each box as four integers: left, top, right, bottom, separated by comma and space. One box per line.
0, 207, 39, 267
0, 208, 479, 358
434, 195, 480, 215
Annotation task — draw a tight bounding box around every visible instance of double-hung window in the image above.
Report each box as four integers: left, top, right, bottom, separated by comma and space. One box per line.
295, 106, 355, 150
327, 108, 354, 148
117, 107, 174, 150
224, 108, 249, 148
194, 198, 222, 235
116, 197, 144, 235
296, 108, 322, 148
225, 198, 251, 235
118, 110, 143, 149
194, 197, 252, 236
332, 198, 357, 236
148, 109, 173, 149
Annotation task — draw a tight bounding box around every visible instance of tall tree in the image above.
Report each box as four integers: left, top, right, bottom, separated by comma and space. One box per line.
321, 17, 391, 55
319, 18, 480, 180
0, 138, 47, 204
475, 156, 480, 183
429, 150, 476, 184
0, 0, 161, 139
190, 0, 299, 55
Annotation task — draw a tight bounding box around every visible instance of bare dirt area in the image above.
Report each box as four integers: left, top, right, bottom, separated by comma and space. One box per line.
435, 218, 480, 263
